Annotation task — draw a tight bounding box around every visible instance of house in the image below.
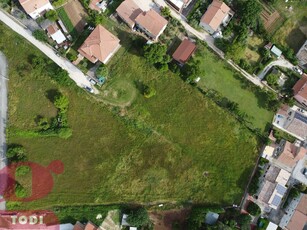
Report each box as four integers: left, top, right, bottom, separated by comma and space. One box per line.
273, 105, 307, 141
293, 74, 307, 106
165, 0, 193, 13
89, 0, 107, 13
46, 23, 66, 44
199, 0, 234, 34
19, 0, 53, 19
172, 38, 196, 65
116, 0, 143, 29
73, 221, 98, 230
276, 140, 306, 169
285, 194, 307, 230
78, 25, 121, 64
134, 9, 168, 41
266, 222, 278, 230
296, 40, 307, 69
270, 45, 282, 59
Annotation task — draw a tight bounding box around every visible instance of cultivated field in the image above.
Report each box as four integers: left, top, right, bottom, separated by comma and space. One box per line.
260, 2, 285, 35
63, 0, 88, 33
1, 20, 259, 211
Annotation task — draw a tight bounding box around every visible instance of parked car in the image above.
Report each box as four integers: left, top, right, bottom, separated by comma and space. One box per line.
84, 86, 94, 93
89, 78, 96, 85
293, 66, 303, 75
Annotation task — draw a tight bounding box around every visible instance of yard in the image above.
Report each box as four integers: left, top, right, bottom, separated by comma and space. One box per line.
195, 44, 274, 132
2, 19, 260, 212
56, 7, 78, 38
244, 35, 264, 67
272, 0, 307, 52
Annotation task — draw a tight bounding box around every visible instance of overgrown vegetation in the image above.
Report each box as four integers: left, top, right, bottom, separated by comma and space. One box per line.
246, 202, 261, 216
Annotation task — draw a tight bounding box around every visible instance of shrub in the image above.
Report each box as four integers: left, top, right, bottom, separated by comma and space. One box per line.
97, 64, 108, 77
7, 146, 28, 163
247, 202, 261, 216
33, 30, 48, 42
45, 10, 58, 21
160, 6, 171, 18
127, 208, 151, 228
16, 166, 31, 176
15, 184, 28, 198
143, 86, 156, 98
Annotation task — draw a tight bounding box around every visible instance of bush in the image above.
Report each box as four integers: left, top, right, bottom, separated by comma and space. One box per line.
45, 10, 58, 21
16, 166, 31, 176
15, 184, 28, 198
247, 202, 261, 216
33, 30, 48, 42
160, 6, 171, 18
97, 64, 108, 77
143, 86, 156, 98
7, 146, 28, 163
127, 208, 151, 228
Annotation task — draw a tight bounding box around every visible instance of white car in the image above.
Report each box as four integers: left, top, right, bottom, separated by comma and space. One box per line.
293, 66, 303, 75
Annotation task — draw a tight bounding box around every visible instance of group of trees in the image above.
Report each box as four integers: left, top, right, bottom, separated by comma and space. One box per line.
33, 29, 49, 42
246, 202, 261, 216
126, 208, 151, 228
143, 43, 171, 72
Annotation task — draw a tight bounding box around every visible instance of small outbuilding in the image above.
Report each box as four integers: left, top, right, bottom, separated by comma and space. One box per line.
172, 39, 196, 65
270, 45, 282, 59
205, 212, 219, 225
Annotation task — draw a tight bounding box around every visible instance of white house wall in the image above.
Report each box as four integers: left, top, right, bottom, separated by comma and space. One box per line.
29, 2, 53, 19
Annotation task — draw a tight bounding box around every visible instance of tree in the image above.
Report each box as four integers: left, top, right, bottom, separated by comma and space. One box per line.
266, 73, 279, 88
160, 6, 171, 18
7, 146, 27, 163
33, 30, 48, 42
54, 95, 69, 112
45, 10, 58, 21
16, 166, 31, 176
97, 64, 109, 77
246, 202, 261, 216
127, 208, 151, 227
37, 117, 50, 130
225, 42, 245, 63
144, 43, 170, 65
235, 0, 262, 28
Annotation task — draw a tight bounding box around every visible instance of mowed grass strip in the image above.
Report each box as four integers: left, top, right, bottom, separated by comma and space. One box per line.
57, 7, 78, 38
3, 21, 258, 210
195, 44, 274, 132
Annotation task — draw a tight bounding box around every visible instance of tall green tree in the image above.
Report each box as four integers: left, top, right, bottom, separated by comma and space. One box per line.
127, 208, 151, 228
236, 0, 262, 28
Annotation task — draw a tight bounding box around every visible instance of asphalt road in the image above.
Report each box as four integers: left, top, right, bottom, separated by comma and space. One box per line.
0, 51, 7, 210
0, 9, 98, 94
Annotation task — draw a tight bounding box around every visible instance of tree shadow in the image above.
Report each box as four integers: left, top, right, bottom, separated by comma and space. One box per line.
45, 89, 61, 103
134, 80, 146, 95
237, 166, 254, 190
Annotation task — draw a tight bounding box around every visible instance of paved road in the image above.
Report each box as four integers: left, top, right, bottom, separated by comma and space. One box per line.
0, 9, 98, 94
0, 51, 8, 210
258, 59, 294, 80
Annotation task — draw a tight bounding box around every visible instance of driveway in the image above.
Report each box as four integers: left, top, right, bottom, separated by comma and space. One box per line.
0, 51, 8, 211
258, 59, 295, 80
0, 9, 98, 94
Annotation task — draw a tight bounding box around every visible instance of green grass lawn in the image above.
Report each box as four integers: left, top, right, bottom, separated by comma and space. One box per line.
3, 20, 259, 212
272, 0, 307, 52
56, 7, 78, 38
195, 44, 274, 132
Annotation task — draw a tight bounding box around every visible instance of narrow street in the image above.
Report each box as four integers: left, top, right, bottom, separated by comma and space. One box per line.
0, 9, 98, 94
0, 51, 8, 210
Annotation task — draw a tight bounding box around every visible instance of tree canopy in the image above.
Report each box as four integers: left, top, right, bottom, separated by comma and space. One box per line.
235, 0, 262, 28
143, 44, 170, 72
45, 10, 58, 21
127, 208, 151, 228
54, 95, 69, 112
247, 202, 261, 216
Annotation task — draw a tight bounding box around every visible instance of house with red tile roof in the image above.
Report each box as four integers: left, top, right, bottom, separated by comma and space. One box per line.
293, 74, 307, 106
73, 221, 98, 230
277, 140, 306, 169
116, 0, 143, 29
172, 38, 196, 65
78, 25, 121, 64
19, 0, 53, 19
285, 194, 307, 230
135, 9, 168, 41
46, 23, 66, 44
165, 0, 193, 13
199, 0, 233, 34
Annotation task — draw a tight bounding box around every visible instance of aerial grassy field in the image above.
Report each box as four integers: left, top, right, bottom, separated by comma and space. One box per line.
2, 21, 259, 211
272, 0, 307, 52
195, 44, 274, 132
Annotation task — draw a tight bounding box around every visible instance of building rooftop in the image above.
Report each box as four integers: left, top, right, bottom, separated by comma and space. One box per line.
286, 194, 307, 230
78, 25, 120, 64
265, 165, 281, 182
19, 0, 51, 14
296, 40, 307, 69
135, 9, 168, 39
277, 141, 306, 168
200, 0, 230, 31
270, 45, 282, 58
116, 0, 143, 28
172, 39, 196, 64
